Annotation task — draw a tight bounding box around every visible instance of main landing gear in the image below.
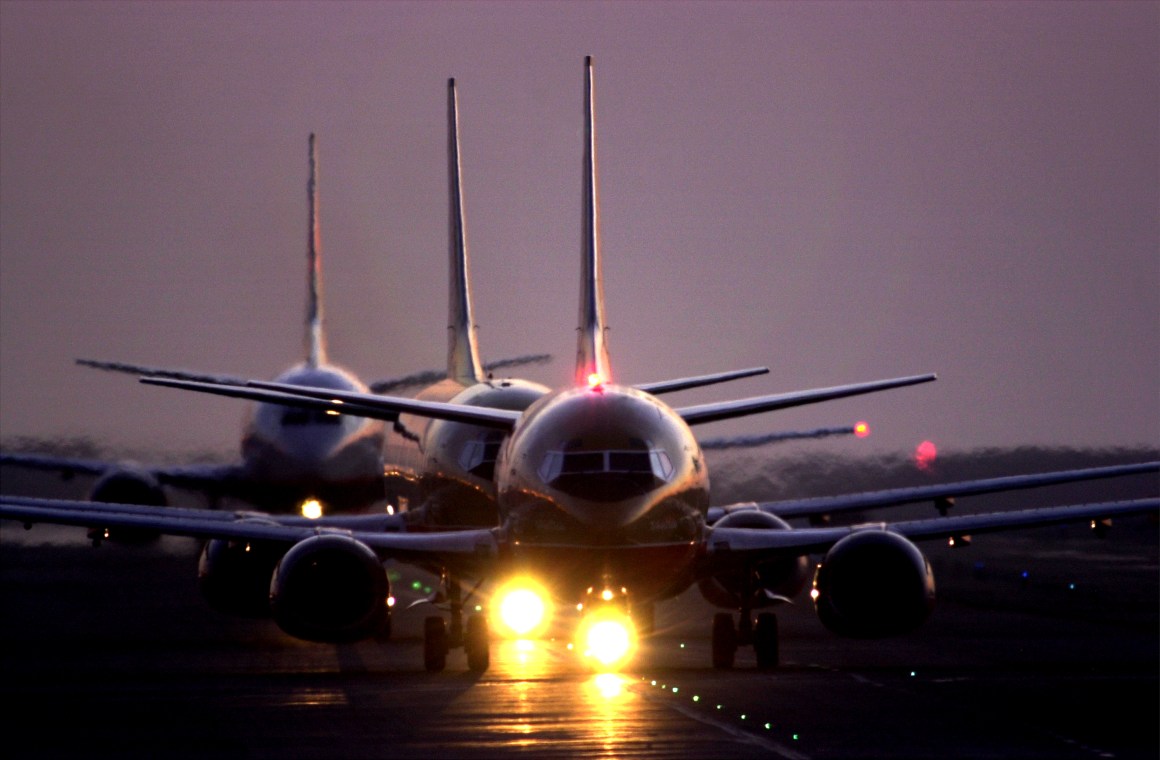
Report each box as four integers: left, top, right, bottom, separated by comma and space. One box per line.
423, 574, 490, 673
712, 611, 779, 669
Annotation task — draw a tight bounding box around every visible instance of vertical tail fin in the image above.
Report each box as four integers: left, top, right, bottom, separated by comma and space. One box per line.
446, 78, 486, 385
305, 133, 327, 368
576, 56, 612, 388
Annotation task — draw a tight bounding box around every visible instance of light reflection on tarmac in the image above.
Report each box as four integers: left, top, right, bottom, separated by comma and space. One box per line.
1, 524, 1157, 759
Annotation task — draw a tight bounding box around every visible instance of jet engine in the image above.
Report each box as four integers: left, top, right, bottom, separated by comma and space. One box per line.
86, 466, 168, 543
88, 467, 167, 505
698, 510, 810, 609
198, 518, 286, 617
812, 529, 935, 638
269, 533, 391, 643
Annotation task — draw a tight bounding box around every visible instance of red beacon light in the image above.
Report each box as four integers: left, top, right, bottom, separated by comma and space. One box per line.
854, 421, 871, 438
915, 440, 938, 471
586, 372, 605, 391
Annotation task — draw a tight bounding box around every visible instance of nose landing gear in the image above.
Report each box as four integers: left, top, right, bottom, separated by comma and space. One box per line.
423, 573, 491, 673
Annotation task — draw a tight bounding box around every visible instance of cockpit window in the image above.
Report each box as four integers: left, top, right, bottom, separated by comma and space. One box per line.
458, 433, 505, 480
538, 444, 676, 501
281, 408, 343, 426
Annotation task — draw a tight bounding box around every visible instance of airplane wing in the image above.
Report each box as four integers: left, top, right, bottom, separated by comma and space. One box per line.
675, 373, 937, 426
145, 372, 931, 433
0, 450, 247, 494
81, 355, 554, 396
635, 367, 768, 395
0, 495, 494, 569
702, 496, 1160, 562
1, 451, 115, 478
699, 425, 860, 450
706, 461, 1160, 523
141, 377, 521, 430
0, 495, 407, 531
76, 358, 252, 386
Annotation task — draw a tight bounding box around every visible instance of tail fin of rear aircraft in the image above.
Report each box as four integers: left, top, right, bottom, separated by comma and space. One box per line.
305, 133, 327, 368
575, 56, 612, 388
446, 79, 486, 386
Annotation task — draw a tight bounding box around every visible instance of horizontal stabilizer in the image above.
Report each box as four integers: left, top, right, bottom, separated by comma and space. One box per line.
368, 353, 552, 394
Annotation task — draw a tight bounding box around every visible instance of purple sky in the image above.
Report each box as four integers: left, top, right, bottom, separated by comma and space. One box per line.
1, 1, 1157, 461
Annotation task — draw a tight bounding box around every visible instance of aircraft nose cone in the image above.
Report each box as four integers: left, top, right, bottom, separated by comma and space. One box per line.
556, 493, 652, 529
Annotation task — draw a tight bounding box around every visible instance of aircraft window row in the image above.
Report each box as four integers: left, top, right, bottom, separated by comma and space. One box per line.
281, 408, 343, 426
538, 448, 674, 484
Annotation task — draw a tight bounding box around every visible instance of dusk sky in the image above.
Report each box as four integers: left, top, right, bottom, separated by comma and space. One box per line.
1, 1, 1156, 463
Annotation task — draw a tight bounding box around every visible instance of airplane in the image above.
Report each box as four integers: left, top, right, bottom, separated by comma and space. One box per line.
0, 135, 390, 524
385, 78, 774, 535
0, 132, 551, 524
2, 59, 1157, 675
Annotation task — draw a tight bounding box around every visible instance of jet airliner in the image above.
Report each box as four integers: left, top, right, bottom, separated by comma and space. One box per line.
0, 135, 391, 523
0, 132, 551, 523
3, 59, 1156, 673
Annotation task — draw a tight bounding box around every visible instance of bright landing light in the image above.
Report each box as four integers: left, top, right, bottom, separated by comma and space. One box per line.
494, 578, 552, 637
578, 612, 637, 670
300, 498, 324, 519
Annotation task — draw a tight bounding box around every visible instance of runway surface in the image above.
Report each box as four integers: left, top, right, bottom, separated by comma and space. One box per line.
1, 521, 1156, 760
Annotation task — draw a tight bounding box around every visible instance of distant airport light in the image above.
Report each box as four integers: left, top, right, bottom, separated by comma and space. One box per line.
854, 421, 870, 438
300, 498, 324, 519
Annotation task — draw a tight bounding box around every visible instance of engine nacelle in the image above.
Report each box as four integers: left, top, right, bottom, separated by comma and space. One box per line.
86, 467, 168, 544
198, 519, 286, 617
812, 529, 935, 638
698, 510, 810, 609
270, 534, 391, 643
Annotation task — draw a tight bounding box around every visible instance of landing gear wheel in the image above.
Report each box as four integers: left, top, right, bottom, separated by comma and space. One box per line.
423, 616, 448, 672
754, 612, 779, 670
465, 613, 490, 672
711, 612, 737, 669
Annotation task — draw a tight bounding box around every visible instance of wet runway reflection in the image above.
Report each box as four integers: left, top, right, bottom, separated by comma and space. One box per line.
1, 530, 1157, 759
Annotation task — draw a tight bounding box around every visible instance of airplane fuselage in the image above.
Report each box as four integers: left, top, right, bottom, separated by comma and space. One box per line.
388, 377, 549, 527
495, 382, 708, 603
240, 364, 386, 514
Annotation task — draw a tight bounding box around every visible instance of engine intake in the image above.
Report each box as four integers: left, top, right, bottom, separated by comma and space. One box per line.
87, 467, 168, 544
812, 529, 934, 638
270, 534, 391, 643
